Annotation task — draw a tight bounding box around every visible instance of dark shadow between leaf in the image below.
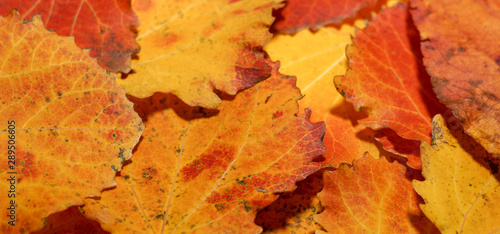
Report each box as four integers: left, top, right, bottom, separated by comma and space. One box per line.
254, 170, 327, 233
32, 206, 109, 234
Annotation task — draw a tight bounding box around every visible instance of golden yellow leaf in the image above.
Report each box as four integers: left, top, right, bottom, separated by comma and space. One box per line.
117, 0, 281, 108
264, 22, 383, 168
413, 115, 500, 233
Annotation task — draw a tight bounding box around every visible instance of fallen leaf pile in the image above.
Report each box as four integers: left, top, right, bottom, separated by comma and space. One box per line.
1, 0, 499, 233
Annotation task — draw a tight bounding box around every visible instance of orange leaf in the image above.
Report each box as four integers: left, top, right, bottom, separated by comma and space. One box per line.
0, 0, 140, 73
411, 0, 500, 158
335, 3, 446, 144
82, 62, 327, 233
117, 0, 281, 108
273, 0, 377, 34
0, 12, 143, 233
315, 154, 438, 233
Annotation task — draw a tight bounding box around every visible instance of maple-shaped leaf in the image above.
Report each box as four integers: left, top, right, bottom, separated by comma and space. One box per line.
117, 0, 281, 108
33, 207, 108, 234
335, 3, 446, 150
413, 115, 500, 233
81, 62, 327, 233
273, 0, 377, 34
0, 12, 143, 233
315, 154, 438, 233
411, 0, 500, 158
0, 0, 140, 73
255, 170, 324, 233
265, 22, 384, 169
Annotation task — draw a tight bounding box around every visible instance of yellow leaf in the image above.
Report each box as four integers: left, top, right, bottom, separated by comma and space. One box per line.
118, 0, 281, 108
264, 22, 383, 168
413, 115, 500, 233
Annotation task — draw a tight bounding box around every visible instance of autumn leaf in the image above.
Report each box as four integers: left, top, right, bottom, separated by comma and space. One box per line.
273, 0, 377, 34
265, 23, 384, 169
335, 3, 446, 145
81, 62, 326, 233
0, 0, 140, 73
315, 154, 438, 233
116, 0, 281, 108
0, 12, 143, 233
413, 114, 500, 233
411, 0, 500, 158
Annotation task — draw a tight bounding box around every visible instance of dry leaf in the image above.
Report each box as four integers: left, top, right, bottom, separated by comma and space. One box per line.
273, 0, 377, 33
118, 0, 282, 108
0, 12, 143, 233
0, 0, 140, 73
413, 115, 500, 233
315, 154, 437, 233
82, 62, 326, 233
411, 0, 500, 158
335, 3, 446, 143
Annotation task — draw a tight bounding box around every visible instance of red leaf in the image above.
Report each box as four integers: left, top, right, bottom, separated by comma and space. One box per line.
273, 0, 377, 34
0, 0, 140, 72
335, 3, 446, 144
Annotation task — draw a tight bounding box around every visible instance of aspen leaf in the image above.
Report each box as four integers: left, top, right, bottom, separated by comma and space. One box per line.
82, 62, 327, 233
413, 115, 500, 233
0, 0, 140, 73
315, 154, 438, 233
335, 3, 446, 144
273, 0, 377, 34
117, 0, 281, 108
0, 12, 143, 233
411, 0, 500, 158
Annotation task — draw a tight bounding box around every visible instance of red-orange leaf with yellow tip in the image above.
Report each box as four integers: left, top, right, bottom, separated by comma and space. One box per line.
117, 0, 282, 108
411, 0, 500, 158
0, 0, 140, 73
0, 12, 143, 233
335, 3, 446, 145
273, 0, 377, 34
314, 154, 438, 233
81, 61, 326, 233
